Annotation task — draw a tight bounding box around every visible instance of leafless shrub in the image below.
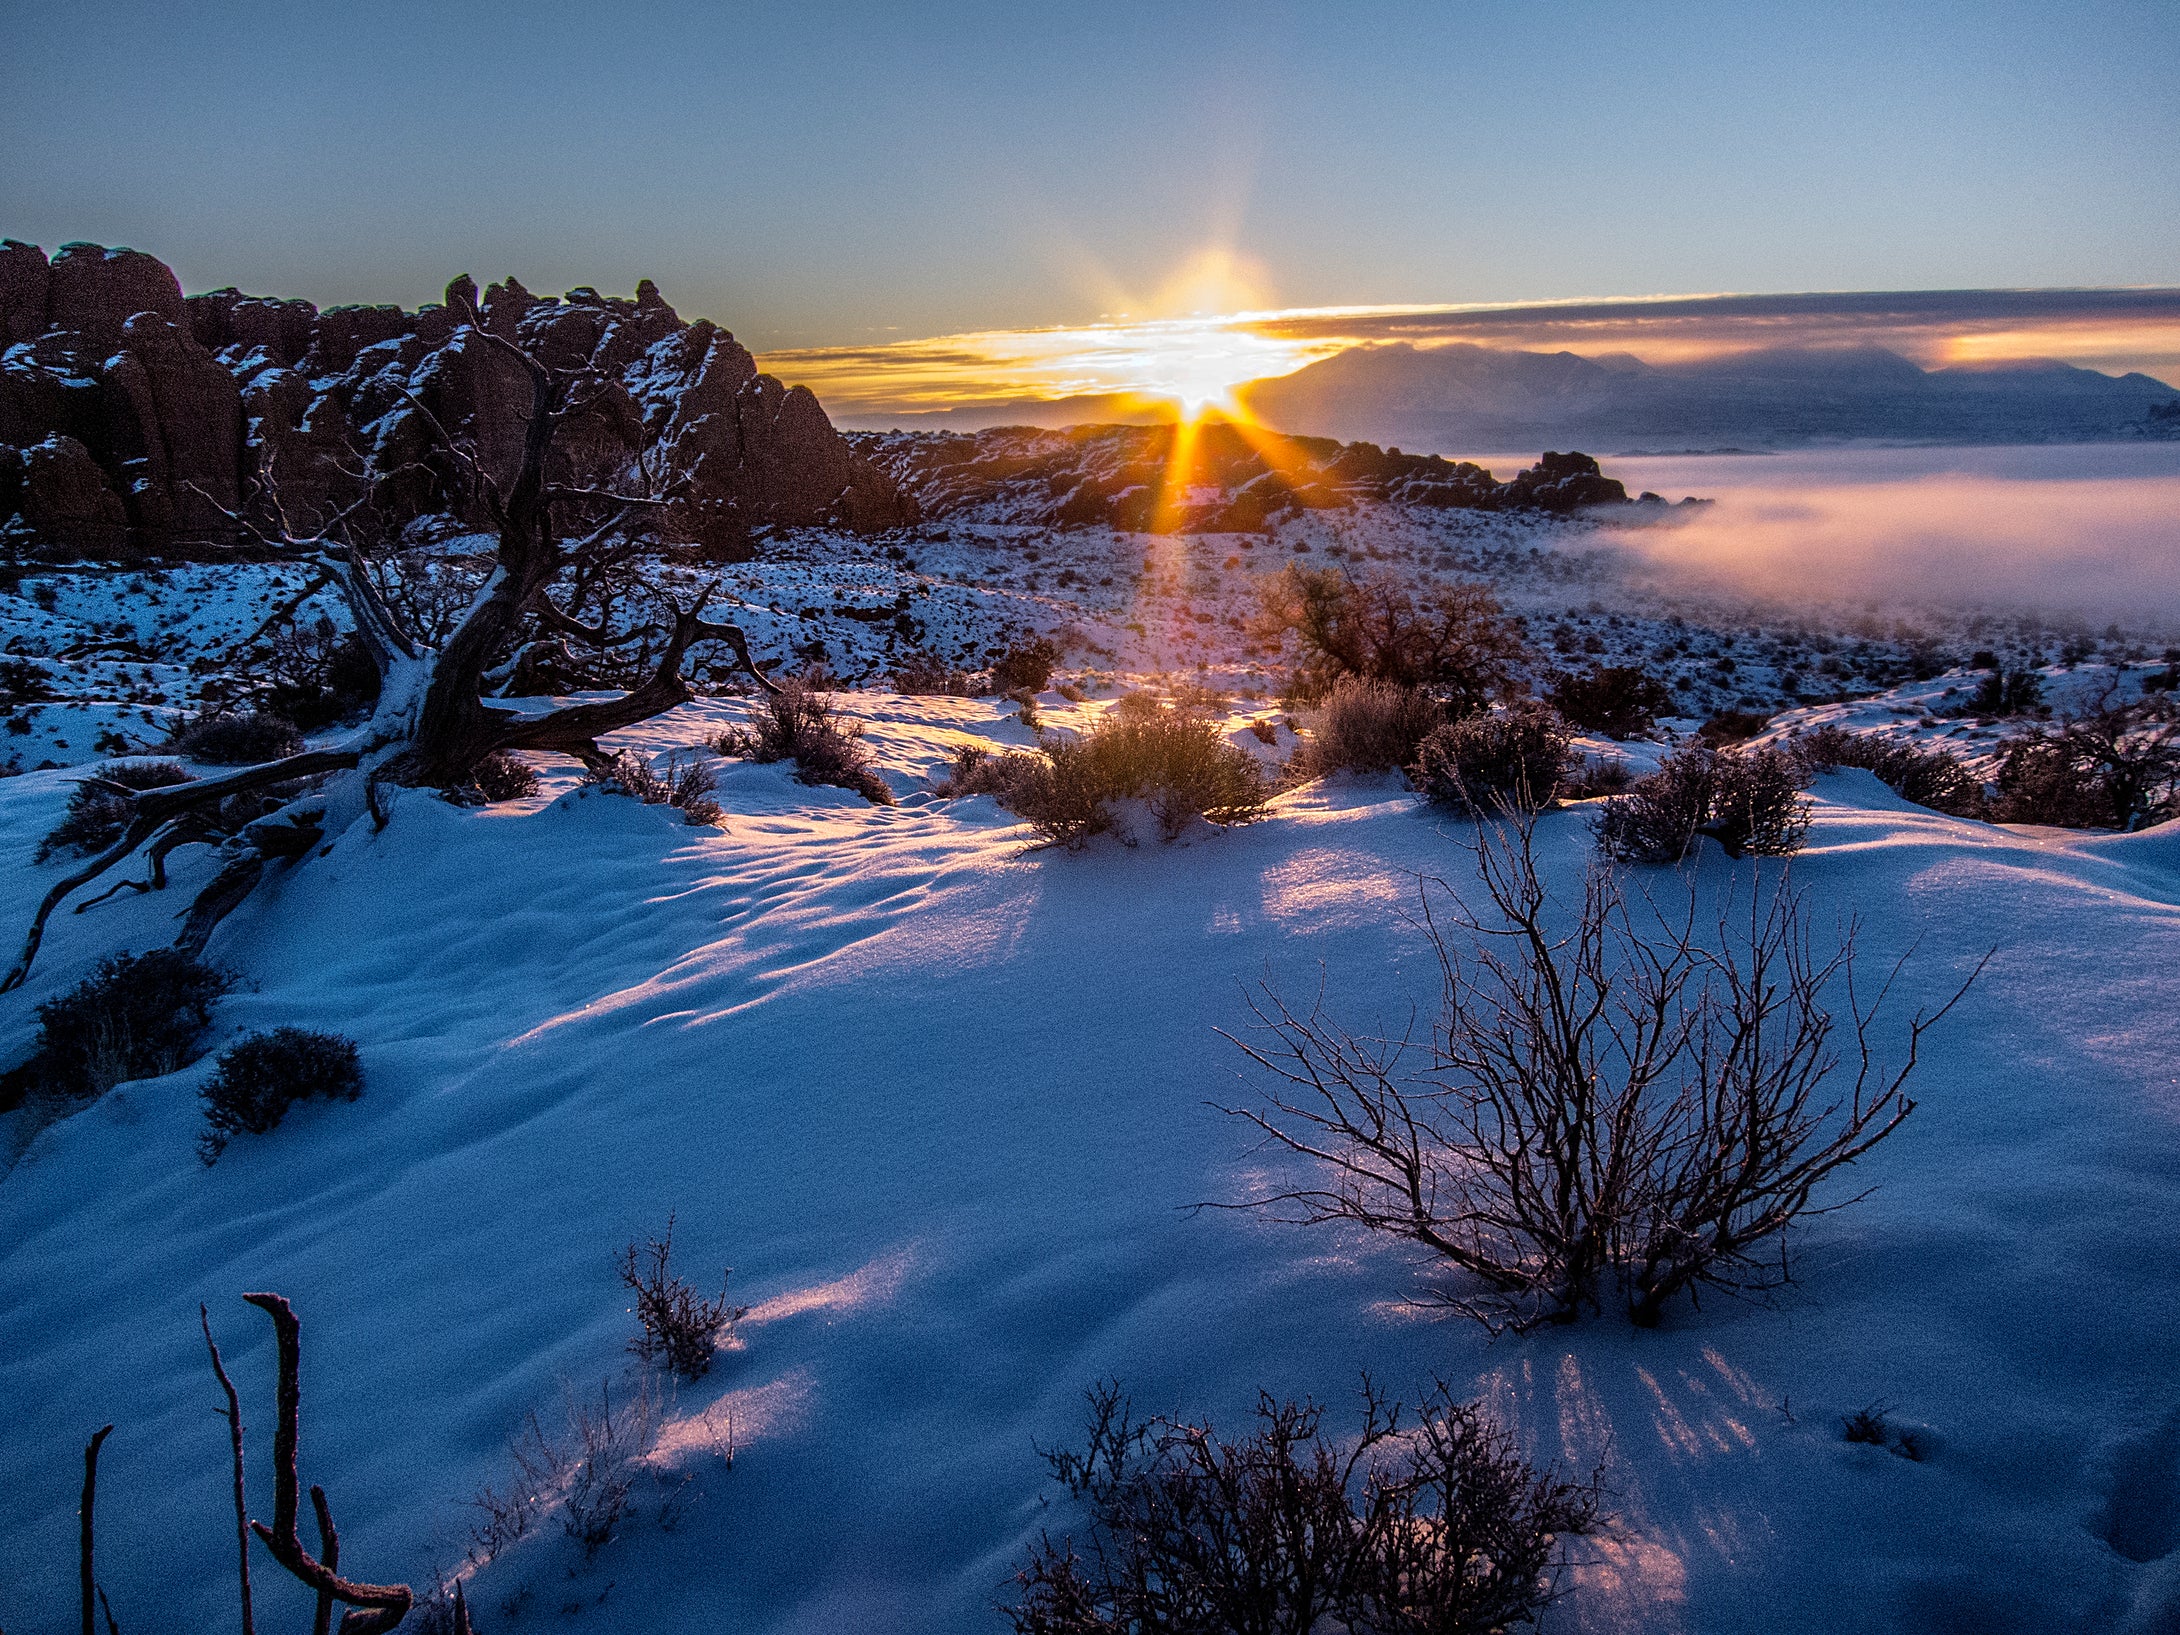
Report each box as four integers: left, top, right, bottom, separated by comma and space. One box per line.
1412, 705, 1572, 813
1593, 743, 1811, 863
1247, 719, 1278, 746
1296, 677, 1444, 776
1796, 725, 1985, 818
494, 1378, 666, 1558
893, 649, 974, 696
712, 681, 894, 805
1008, 1377, 1596, 1635
617, 1213, 746, 1381
1561, 755, 1635, 800
472, 750, 542, 803
1988, 689, 2180, 831
1259, 565, 1528, 709
1217, 813, 1982, 1329
37, 760, 194, 861
580, 750, 722, 825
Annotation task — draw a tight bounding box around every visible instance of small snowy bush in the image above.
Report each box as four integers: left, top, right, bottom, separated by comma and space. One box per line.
1411, 705, 1572, 813
1297, 677, 1444, 776
479, 1377, 685, 1562
1593, 743, 1811, 862
934, 743, 1048, 805
994, 710, 1270, 847
1548, 664, 1674, 740
713, 682, 894, 805
169, 710, 305, 765
1009, 1378, 1596, 1635
472, 750, 541, 803
616, 1214, 746, 1381
36, 759, 194, 861
1797, 725, 1985, 818
1710, 745, 1814, 856
1965, 665, 2045, 718
893, 649, 974, 696
25, 949, 232, 1104
989, 635, 1060, 695
197, 1027, 363, 1163
581, 751, 722, 825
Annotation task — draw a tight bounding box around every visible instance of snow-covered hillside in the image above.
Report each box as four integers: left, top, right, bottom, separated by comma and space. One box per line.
3, 687, 2179, 1634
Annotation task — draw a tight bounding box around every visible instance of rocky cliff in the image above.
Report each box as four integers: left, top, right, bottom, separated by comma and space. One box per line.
0, 242, 912, 557
847, 420, 1642, 533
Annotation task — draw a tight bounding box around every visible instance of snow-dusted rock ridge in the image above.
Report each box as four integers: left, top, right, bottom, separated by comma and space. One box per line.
0, 242, 913, 555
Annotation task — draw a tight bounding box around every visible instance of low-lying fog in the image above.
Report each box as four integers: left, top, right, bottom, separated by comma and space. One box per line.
1558, 444, 2180, 631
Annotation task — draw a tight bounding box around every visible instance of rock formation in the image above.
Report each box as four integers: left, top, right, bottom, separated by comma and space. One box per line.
847, 421, 1643, 533
0, 241, 912, 556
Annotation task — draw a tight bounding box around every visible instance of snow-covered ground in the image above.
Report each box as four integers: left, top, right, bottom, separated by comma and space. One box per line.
3, 687, 2179, 1634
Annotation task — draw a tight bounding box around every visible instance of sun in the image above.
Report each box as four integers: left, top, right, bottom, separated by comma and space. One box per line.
1106, 316, 1304, 420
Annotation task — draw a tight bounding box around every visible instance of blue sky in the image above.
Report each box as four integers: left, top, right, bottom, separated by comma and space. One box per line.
3, 0, 2176, 349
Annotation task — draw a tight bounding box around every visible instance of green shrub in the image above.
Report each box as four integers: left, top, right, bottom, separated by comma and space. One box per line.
1412, 705, 1573, 813
36, 759, 194, 861
197, 1027, 363, 1162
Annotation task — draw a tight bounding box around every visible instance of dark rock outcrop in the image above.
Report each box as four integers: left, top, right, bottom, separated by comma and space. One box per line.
848, 421, 1635, 533
0, 242, 912, 556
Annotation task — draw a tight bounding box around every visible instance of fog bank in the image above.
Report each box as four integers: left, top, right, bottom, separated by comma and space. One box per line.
1586, 444, 2180, 629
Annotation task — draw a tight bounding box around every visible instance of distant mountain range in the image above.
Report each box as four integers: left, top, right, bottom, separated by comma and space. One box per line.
1235, 343, 2180, 454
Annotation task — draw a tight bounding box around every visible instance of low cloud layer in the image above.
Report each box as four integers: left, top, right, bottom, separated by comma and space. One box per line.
1595, 445, 2180, 629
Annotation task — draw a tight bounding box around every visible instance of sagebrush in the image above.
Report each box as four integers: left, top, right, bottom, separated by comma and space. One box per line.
1295, 677, 1444, 777
37, 760, 195, 861
1411, 705, 1572, 813
19, 949, 232, 1104
1009, 1377, 1596, 1635
1593, 743, 1811, 863
713, 681, 893, 805
197, 1027, 363, 1162
951, 708, 1270, 847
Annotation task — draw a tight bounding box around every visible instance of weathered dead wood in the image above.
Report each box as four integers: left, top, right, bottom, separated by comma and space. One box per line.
80, 1423, 114, 1635
201, 1306, 256, 1635
240, 1292, 414, 1635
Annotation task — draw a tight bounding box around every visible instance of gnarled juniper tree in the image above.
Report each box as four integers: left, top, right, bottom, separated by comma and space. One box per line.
4, 281, 777, 993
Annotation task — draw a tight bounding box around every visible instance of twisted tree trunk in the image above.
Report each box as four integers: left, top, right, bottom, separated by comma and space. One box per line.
1, 281, 777, 993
